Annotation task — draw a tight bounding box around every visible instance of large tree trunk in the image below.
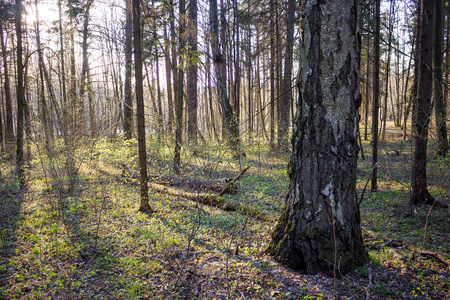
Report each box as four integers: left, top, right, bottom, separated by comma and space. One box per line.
411, 0, 435, 205
133, 0, 152, 213
267, 0, 367, 276
433, 0, 448, 156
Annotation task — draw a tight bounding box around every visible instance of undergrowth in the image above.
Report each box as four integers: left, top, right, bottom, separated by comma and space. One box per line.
0, 128, 449, 299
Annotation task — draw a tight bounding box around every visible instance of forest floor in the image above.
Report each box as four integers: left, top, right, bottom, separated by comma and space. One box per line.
0, 123, 449, 299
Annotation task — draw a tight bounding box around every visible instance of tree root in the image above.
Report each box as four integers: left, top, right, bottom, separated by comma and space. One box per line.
363, 228, 450, 269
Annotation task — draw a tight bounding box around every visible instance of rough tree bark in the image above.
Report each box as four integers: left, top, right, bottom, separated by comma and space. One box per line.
267, 0, 367, 276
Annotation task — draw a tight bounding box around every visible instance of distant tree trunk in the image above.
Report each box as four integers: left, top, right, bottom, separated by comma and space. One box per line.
206, 42, 219, 141
187, 0, 198, 143
133, 0, 152, 213
433, 0, 448, 155
403, 25, 418, 140
209, 0, 243, 158
174, 0, 186, 174
247, 21, 252, 141
79, 0, 93, 134
256, 31, 269, 140
278, 0, 294, 152
411, 0, 435, 205
0, 24, 14, 151
275, 2, 282, 144
169, 0, 179, 123
219, 0, 228, 141
267, 0, 367, 276
363, 32, 371, 141
70, 18, 77, 130
35, 0, 51, 147
233, 0, 240, 127
371, 0, 380, 192
58, 0, 69, 136
123, 0, 133, 139
87, 67, 96, 138
444, 5, 449, 121
15, 0, 25, 186
163, 20, 174, 134
380, 0, 394, 141
269, 0, 275, 147
0, 88, 3, 152
23, 37, 32, 159
155, 46, 163, 133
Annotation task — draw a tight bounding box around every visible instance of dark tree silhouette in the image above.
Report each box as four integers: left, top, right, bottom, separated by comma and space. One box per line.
411, 0, 435, 205
133, 0, 153, 213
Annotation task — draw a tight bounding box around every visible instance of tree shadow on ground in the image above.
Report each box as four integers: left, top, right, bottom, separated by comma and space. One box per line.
0, 187, 24, 298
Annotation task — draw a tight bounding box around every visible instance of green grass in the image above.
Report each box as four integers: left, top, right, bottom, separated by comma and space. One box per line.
0, 131, 449, 299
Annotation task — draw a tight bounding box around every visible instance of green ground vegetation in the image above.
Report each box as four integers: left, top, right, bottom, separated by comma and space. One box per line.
0, 126, 449, 299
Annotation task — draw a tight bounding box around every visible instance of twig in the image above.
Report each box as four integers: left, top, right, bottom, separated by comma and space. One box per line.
358, 162, 379, 205
421, 198, 436, 251
365, 261, 373, 299
218, 166, 250, 196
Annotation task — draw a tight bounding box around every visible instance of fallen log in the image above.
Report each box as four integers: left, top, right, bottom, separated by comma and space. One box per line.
119, 166, 270, 220
122, 166, 250, 194
150, 183, 270, 221
149, 175, 236, 193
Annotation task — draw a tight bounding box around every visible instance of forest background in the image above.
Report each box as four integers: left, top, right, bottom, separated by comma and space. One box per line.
0, 0, 449, 298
